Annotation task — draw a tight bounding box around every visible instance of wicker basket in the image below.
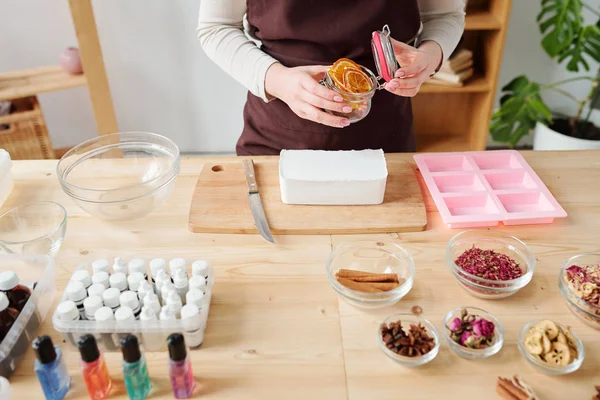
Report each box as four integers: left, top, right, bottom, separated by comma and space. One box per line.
0, 96, 55, 160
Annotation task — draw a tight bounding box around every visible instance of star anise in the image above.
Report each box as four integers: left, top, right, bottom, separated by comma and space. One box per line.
381, 320, 435, 357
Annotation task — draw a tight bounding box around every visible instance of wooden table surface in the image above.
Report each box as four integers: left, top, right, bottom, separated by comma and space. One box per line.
5, 151, 600, 399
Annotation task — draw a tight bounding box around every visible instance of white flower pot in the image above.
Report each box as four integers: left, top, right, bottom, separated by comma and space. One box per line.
533, 110, 600, 151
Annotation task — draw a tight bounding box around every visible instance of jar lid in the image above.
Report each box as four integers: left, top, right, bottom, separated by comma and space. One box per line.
371, 25, 399, 83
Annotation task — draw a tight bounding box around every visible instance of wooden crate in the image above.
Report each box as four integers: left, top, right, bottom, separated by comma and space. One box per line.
0, 97, 55, 160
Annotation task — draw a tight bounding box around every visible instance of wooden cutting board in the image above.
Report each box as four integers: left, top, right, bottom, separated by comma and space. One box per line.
188, 157, 427, 234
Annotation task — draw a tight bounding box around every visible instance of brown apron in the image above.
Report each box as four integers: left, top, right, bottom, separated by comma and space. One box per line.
238, 0, 421, 156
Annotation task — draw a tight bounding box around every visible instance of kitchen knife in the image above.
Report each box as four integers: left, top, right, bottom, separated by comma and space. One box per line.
242, 159, 275, 244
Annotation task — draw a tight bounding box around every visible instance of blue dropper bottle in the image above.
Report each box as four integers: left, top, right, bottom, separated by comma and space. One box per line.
33, 335, 70, 400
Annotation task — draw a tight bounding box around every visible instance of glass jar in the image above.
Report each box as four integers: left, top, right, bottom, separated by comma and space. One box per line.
321, 66, 378, 123
320, 25, 400, 124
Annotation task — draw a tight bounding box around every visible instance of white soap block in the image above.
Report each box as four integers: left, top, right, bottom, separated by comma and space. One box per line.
0, 150, 12, 208
279, 149, 388, 205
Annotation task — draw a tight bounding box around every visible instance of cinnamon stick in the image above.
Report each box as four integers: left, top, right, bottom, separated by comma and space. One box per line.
496, 377, 530, 400
335, 277, 382, 293
364, 281, 401, 291
496, 385, 519, 400
336, 269, 400, 283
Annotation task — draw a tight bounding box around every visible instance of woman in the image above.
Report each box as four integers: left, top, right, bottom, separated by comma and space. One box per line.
198, 1, 465, 155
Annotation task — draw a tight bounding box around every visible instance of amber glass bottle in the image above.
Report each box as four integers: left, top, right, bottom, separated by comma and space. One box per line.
0, 292, 18, 343
0, 271, 31, 312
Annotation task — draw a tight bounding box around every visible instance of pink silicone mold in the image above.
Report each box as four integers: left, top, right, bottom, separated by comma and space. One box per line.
414, 150, 567, 228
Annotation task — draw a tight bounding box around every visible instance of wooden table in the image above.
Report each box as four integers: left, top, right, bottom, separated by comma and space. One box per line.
5, 152, 600, 399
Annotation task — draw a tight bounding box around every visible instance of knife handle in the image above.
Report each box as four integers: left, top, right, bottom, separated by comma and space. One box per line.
242, 159, 259, 194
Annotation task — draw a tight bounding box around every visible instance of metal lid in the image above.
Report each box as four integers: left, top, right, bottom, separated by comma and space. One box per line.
66, 281, 87, 301
92, 259, 110, 275
0, 271, 19, 291
192, 260, 210, 277
128, 258, 146, 276
72, 270, 92, 288
102, 287, 121, 308
109, 272, 128, 291
56, 300, 79, 321
92, 271, 110, 288
371, 24, 399, 84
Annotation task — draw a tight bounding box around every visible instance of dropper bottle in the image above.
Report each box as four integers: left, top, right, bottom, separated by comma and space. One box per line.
167, 333, 195, 398
77, 334, 112, 399
33, 335, 70, 400
120, 335, 151, 400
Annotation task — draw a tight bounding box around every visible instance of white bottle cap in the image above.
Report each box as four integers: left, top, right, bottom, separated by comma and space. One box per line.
109, 272, 128, 291
112, 257, 128, 275
0, 293, 9, 311
173, 269, 188, 289
159, 305, 176, 321
119, 291, 140, 311
161, 281, 176, 299
139, 306, 157, 321
166, 291, 182, 306
127, 272, 145, 292
192, 260, 210, 277
143, 292, 161, 315
0, 271, 19, 291
115, 306, 135, 321
186, 289, 204, 308
91, 271, 110, 289
0, 375, 11, 399
88, 283, 106, 298
149, 258, 167, 277
180, 303, 199, 320
66, 281, 87, 302
94, 306, 114, 322
155, 269, 170, 292
56, 300, 79, 321
169, 258, 187, 277
72, 269, 92, 288
84, 295, 103, 318
102, 287, 121, 309
138, 280, 153, 299
92, 259, 111, 275
188, 275, 206, 292
128, 258, 146, 276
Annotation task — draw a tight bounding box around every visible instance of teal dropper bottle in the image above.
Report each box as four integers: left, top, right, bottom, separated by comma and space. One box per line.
120, 335, 151, 400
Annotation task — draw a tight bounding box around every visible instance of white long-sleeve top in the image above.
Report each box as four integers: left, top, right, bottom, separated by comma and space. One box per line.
198, 0, 465, 102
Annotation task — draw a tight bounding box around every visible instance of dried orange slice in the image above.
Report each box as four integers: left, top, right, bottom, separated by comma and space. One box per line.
344, 69, 373, 93
328, 58, 372, 93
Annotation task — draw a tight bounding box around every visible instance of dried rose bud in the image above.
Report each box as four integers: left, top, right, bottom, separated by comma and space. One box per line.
449, 317, 462, 332
471, 318, 495, 338
460, 331, 473, 346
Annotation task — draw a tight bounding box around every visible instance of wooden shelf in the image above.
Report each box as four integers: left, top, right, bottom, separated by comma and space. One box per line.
420, 74, 490, 94
0, 66, 87, 101
465, 11, 502, 30
417, 134, 470, 152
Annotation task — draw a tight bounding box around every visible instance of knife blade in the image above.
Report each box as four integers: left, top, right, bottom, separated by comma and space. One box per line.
242, 159, 275, 244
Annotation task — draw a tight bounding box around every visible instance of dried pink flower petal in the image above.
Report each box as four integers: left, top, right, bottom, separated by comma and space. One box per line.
455, 246, 523, 283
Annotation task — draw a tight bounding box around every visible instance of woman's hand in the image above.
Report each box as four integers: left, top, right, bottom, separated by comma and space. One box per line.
385, 40, 443, 97
265, 63, 351, 128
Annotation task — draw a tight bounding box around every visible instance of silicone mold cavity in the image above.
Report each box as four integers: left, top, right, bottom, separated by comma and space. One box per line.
414, 150, 567, 228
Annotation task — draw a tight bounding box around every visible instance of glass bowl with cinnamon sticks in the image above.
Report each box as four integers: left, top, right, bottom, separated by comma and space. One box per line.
326, 240, 415, 309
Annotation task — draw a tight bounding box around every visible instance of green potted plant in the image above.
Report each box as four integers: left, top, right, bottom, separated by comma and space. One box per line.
490, 0, 600, 150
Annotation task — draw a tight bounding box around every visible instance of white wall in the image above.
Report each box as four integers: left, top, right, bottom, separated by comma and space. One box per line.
1, 1, 598, 152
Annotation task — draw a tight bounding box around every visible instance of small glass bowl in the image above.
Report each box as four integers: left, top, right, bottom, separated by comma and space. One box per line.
0, 201, 67, 256
559, 254, 600, 330
518, 320, 584, 375
377, 314, 440, 367
446, 230, 535, 299
443, 306, 504, 359
326, 240, 415, 309
322, 66, 378, 123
